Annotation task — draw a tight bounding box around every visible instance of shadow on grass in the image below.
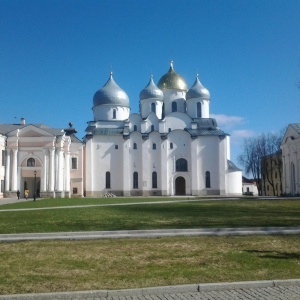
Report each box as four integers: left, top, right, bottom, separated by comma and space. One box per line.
245, 249, 300, 260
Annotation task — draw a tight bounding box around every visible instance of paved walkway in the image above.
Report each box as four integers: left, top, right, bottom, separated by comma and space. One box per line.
1, 280, 300, 299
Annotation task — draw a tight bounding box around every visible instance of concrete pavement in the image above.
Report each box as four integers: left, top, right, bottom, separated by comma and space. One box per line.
1, 280, 300, 299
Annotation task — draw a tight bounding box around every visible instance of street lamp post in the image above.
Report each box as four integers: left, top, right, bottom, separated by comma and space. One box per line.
34, 170, 37, 201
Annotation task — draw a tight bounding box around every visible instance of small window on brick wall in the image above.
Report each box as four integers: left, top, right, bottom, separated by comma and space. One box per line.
73, 187, 78, 194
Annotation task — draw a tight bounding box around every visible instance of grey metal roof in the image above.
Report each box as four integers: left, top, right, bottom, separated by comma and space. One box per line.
139, 76, 163, 100
91, 128, 124, 135
193, 118, 218, 128
290, 124, 300, 134
0, 124, 63, 136
185, 128, 228, 137
186, 75, 210, 100
228, 160, 242, 171
93, 73, 130, 108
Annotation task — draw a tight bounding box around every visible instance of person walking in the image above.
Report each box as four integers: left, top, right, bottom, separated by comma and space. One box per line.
16, 190, 20, 200
25, 189, 29, 200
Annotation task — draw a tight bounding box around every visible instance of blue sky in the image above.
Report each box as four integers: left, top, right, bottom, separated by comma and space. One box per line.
1, 0, 300, 167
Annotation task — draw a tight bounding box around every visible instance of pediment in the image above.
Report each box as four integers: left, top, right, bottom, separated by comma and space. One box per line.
7, 125, 56, 138
282, 124, 300, 145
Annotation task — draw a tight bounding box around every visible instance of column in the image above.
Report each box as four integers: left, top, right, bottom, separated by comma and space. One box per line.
41, 149, 48, 192
123, 140, 130, 196
11, 149, 18, 191
142, 139, 149, 196
191, 139, 198, 195
5, 150, 11, 191
49, 148, 55, 191
65, 151, 70, 193
57, 149, 64, 191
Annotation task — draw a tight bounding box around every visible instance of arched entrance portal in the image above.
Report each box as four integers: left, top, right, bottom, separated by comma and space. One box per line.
175, 176, 186, 195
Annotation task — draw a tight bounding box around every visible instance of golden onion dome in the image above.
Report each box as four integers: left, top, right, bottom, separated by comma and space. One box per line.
157, 61, 188, 91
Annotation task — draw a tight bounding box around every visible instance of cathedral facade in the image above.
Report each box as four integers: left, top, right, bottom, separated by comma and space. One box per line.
0, 62, 242, 199
84, 62, 242, 197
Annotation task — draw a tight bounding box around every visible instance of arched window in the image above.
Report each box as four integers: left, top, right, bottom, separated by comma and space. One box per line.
152, 143, 156, 150
106, 172, 111, 189
168, 128, 171, 132
133, 143, 137, 150
172, 101, 177, 112
112, 109, 116, 119
197, 102, 202, 118
151, 125, 154, 131
27, 158, 35, 167
152, 172, 157, 188
151, 103, 156, 113
176, 158, 188, 172
205, 171, 211, 188
133, 125, 137, 131
133, 172, 138, 189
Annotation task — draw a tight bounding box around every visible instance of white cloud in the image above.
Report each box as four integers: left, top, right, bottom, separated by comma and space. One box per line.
230, 130, 256, 144
210, 114, 245, 130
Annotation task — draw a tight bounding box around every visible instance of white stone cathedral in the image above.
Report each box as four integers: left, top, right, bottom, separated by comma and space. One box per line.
0, 62, 242, 199
84, 62, 242, 197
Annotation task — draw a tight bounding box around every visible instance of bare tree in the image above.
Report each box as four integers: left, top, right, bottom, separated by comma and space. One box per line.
238, 136, 264, 195
238, 128, 286, 196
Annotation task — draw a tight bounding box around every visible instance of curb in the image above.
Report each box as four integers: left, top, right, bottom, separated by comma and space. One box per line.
1, 227, 300, 243
1, 279, 300, 299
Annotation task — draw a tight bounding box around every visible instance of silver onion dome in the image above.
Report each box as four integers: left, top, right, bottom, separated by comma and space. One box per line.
186, 74, 210, 100
93, 72, 130, 108
139, 75, 163, 100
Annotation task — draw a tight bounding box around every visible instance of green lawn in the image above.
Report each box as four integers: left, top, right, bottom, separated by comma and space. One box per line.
0, 198, 299, 233
0, 236, 299, 295
0, 197, 299, 295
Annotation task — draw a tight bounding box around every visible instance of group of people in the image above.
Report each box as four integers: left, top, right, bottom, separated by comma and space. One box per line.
16, 189, 30, 200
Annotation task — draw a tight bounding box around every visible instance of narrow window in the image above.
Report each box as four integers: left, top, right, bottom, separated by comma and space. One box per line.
1, 150, 5, 166
27, 158, 35, 167
115, 145, 118, 149
152, 143, 156, 150
197, 102, 202, 118
152, 172, 157, 188
168, 128, 171, 132
151, 103, 156, 113
176, 158, 188, 172
112, 109, 116, 119
133, 143, 137, 150
106, 171, 111, 189
0, 180, 4, 193
205, 171, 211, 188
133, 172, 138, 189
170, 142, 173, 149
71, 157, 77, 169
134, 125, 137, 131
172, 101, 177, 112
151, 125, 154, 131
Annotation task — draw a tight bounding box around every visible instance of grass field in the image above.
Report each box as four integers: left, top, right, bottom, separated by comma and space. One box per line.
0, 198, 299, 233
0, 236, 299, 295
0, 197, 299, 295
